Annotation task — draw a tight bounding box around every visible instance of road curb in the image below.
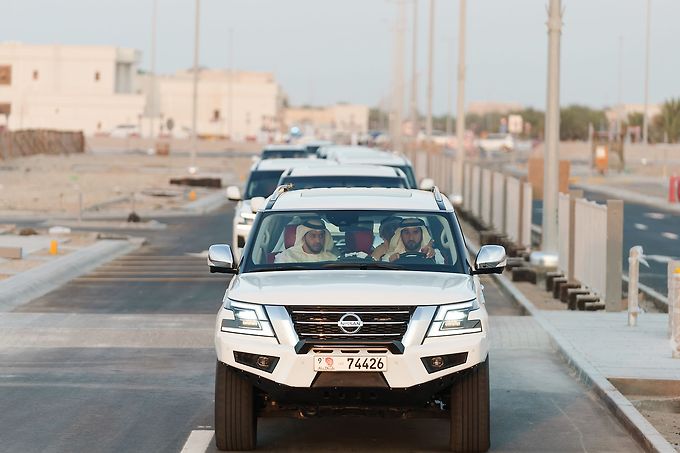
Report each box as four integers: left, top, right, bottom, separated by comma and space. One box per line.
490, 272, 676, 453
467, 240, 675, 452
0, 239, 142, 312
573, 182, 680, 215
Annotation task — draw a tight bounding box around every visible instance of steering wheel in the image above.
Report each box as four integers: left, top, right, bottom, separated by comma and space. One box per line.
393, 251, 434, 263
336, 251, 375, 262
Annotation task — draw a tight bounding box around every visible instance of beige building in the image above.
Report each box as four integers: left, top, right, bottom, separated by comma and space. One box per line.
147, 69, 286, 140
467, 101, 524, 116
0, 42, 145, 134
283, 104, 369, 138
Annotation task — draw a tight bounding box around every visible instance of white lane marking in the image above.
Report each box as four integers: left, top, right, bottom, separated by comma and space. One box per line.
180, 430, 214, 453
185, 251, 209, 258
644, 212, 666, 220
661, 232, 679, 240
645, 254, 676, 264
634, 223, 648, 230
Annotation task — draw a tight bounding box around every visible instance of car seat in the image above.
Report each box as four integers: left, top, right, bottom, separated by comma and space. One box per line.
345, 229, 374, 254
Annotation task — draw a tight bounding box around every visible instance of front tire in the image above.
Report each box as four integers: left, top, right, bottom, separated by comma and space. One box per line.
450, 356, 490, 452
215, 361, 257, 451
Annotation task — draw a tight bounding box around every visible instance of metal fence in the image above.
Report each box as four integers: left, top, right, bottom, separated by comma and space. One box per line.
491, 172, 505, 231
558, 192, 571, 277
573, 198, 623, 310
480, 169, 493, 227
0, 130, 85, 160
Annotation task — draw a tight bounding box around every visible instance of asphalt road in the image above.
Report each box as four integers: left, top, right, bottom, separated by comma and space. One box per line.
532, 193, 680, 295
0, 206, 641, 452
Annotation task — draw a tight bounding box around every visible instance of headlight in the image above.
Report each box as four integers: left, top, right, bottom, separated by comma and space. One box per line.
236, 213, 254, 225
427, 300, 482, 337
220, 300, 274, 337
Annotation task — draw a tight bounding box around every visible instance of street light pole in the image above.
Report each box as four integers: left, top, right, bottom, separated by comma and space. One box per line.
410, 0, 418, 137
453, 0, 467, 198
149, 0, 157, 140
190, 0, 200, 174
643, 0, 651, 144
425, 0, 435, 141
540, 0, 562, 260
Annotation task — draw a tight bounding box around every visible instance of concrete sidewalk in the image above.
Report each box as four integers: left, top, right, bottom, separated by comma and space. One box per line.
493, 273, 679, 452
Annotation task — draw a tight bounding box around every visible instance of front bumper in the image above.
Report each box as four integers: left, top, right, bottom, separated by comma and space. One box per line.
214, 305, 489, 390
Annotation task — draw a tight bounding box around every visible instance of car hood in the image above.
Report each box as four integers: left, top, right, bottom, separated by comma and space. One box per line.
227, 270, 476, 306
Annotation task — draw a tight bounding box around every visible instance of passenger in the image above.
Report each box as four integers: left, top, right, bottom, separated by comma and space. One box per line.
385, 217, 445, 264
275, 218, 337, 263
371, 216, 401, 261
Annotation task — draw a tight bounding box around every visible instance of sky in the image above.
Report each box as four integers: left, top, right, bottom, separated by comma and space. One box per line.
2, 0, 679, 114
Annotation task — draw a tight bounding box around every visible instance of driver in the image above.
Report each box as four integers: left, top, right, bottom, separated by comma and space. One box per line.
385, 218, 445, 264
275, 218, 337, 263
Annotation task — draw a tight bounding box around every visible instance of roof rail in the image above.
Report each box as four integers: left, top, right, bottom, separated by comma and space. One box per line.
430, 186, 447, 211
265, 184, 294, 210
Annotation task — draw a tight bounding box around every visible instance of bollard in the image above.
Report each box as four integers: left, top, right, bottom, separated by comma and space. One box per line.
49, 240, 58, 256
189, 190, 197, 201
627, 246, 644, 326
671, 266, 680, 358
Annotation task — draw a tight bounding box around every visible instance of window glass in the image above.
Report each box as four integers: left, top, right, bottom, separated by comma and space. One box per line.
280, 176, 406, 190
244, 170, 284, 199
243, 210, 466, 274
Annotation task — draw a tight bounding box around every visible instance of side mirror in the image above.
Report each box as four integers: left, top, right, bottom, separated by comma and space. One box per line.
473, 245, 506, 274
251, 155, 259, 163
447, 193, 463, 207
419, 178, 435, 191
250, 196, 266, 213
226, 186, 242, 201
208, 244, 238, 274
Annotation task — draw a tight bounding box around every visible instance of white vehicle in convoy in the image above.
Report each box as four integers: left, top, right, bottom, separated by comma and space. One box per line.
209, 186, 505, 451
324, 146, 419, 189
277, 164, 410, 190
226, 158, 332, 259
477, 133, 515, 153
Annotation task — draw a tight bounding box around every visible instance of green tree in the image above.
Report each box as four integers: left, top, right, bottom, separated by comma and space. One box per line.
559, 105, 606, 141
659, 98, 680, 143
627, 112, 643, 128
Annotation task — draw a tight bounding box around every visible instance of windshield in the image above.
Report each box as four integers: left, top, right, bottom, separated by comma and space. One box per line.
241, 210, 468, 274
279, 176, 407, 190
244, 170, 284, 199
261, 149, 309, 159
396, 165, 416, 188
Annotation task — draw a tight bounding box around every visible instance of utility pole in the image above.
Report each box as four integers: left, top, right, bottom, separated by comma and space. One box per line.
410, 0, 418, 138
228, 28, 234, 141
540, 0, 562, 260
617, 35, 623, 136
190, 0, 200, 174
643, 0, 651, 144
425, 0, 435, 140
390, 0, 407, 152
446, 37, 453, 137
453, 0, 467, 198
149, 0, 158, 140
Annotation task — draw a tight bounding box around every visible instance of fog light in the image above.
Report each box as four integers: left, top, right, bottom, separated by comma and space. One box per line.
256, 355, 272, 369
233, 351, 279, 373
421, 352, 468, 374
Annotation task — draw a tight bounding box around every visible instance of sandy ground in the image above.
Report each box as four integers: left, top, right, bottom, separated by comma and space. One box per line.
0, 144, 256, 216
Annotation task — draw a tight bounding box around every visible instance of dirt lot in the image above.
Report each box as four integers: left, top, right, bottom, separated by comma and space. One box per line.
0, 141, 257, 216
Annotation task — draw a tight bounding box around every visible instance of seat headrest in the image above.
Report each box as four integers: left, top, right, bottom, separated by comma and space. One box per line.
284, 224, 297, 249
345, 229, 374, 254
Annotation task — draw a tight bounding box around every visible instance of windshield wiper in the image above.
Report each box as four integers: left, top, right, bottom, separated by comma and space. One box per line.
319, 262, 402, 270
249, 265, 311, 273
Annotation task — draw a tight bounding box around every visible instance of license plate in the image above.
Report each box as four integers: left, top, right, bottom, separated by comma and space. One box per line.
313, 356, 387, 372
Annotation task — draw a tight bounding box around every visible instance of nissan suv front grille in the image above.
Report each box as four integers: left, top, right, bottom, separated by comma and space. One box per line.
287, 305, 415, 341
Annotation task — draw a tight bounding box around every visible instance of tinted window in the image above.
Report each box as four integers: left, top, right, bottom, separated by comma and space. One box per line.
242, 210, 468, 275
244, 170, 284, 199
396, 165, 416, 188
261, 150, 309, 159
280, 176, 407, 190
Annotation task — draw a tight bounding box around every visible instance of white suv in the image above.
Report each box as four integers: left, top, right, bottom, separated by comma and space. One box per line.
208, 186, 505, 452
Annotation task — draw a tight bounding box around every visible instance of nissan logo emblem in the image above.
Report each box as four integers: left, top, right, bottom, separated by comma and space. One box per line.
338, 313, 363, 334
